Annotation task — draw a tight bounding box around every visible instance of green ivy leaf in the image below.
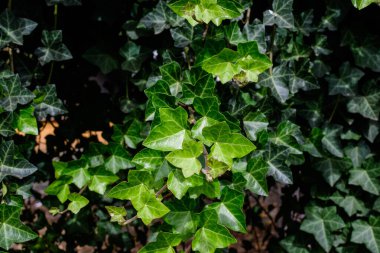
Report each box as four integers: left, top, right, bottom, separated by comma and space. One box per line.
201, 41, 272, 84
269, 121, 303, 155
192, 209, 236, 253
104, 144, 134, 174
59, 158, 90, 189
35, 30, 72, 65
33, 84, 67, 120
327, 62, 364, 97
45, 0, 81, 6
264, 145, 292, 184
44, 175, 72, 203
119, 41, 148, 73
107, 182, 169, 224
139, 232, 182, 253
244, 158, 269, 196
170, 22, 194, 48
351, 216, 380, 253
88, 166, 119, 194
0, 10, 37, 46
263, 0, 295, 29
207, 187, 246, 233
182, 68, 215, 104
280, 236, 310, 253
344, 141, 371, 168
0, 75, 35, 112
350, 39, 380, 72
67, 193, 89, 214
347, 81, 380, 120
203, 122, 255, 168
0, 141, 37, 182
82, 47, 119, 74
322, 125, 344, 158
0, 204, 37, 250
13, 105, 38, 135
314, 158, 349, 187
351, 0, 380, 10
243, 112, 268, 141
330, 192, 368, 217
300, 205, 345, 252
167, 170, 203, 199
143, 107, 189, 151
349, 159, 380, 195
132, 148, 165, 170
105, 206, 127, 224
139, 1, 183, 34
165, 198, 199, 235
168, 0, 243, 26
165, 140, 203, 178
257, 64, 291, 103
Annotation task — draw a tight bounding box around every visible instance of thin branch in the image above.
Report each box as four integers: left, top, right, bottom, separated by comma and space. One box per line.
252, 195, 278, 234
46, 61, 54, 84
8, 47, 14, 73
245, 7, 251, 24
7, 0, 12, 10
268, 26, 277, 75
47, 4, 58, 84
78, 184, 88, 195
202, 23, 209, 41
155, 184, 167, 198
328, 95, 340, 123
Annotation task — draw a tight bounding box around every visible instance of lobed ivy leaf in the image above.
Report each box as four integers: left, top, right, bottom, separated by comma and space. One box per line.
0, 204, 37, 250
257, 64, 291, 103
167, 170, 203, 199
139, 232, 182, 253
201, 41, 272, 84
13, 105, 38, 135
168, 0, 243, 26
322, 125, 344, 158
0, 10, 37, 46
243, 112, 268, 141
0, 141, 37, 182
244, 158, 269, 196
263, 0, 295, 29
143, 107, 189, 151
192, 209, 236, 253
351, 216, 380, 253
67, 193, 89, 214
44, 175, 72, 203
35, 30, 72, 65
104, 144, 134, 174
314, 158, 350, 187
349, 159, 380, 195
347, 81, 380, 120
58, 158, 90, 189
132, 148, 165, 170
330, 192, 368, 217
119, 41, 148, 73
327, 62, 364, 97
300, 205, 345, 252
164, 198, 199, 235
88, 166, 119, 194
264, 145, 292, 184
351, 0, 380, 10
105, 206, 127, 224
33, 84, 67, 120
0, 75, 35, 112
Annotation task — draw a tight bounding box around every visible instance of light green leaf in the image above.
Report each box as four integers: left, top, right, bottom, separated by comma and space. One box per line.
165, 140, 203, 178
203, 122, 255, 167
0, 141, 37, 182
143, 107, 189, 151
168, 0, 243, 26
182, 68, 215, 104
165, 198, 199, 235
167, 170, 203, 199
13, 106, 38, 135
35, 30, 72, 65
59, 159, 90, 189
263, 0, 295, 29
300, 205, 345, 252
224, 22, 245, 45
88, 166, 119, 194
0, 204, 37, 250
44, 175, 72, 203
0, 75, 35, 112
139, 232, 182, 253
132, 148, 165, 170
105, 206, 127, 224
352, 0, 380, 10
351, 216, 380, 253
67, 193, 89, 214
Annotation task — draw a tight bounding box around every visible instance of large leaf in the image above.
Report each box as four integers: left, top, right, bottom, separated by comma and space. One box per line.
0, 10, 37, 46
35, 30, 72, 65
33, 84, 67, 120
0, 75, 34, 112
139, 232, 182, 253
143, 107, 189, 151
104, 144, 134, 174
351, 216, 380, 253
168, 0, 244, 26
300, 205, 345, 252
207, 187, 246, 233
263, 0, 295, 29
165, 198, 199, 235
203, 122, 255, 169
165, 140, 203, 178
0, 204, 37, 250
201, 41, 272, 84
0, 141, 37, 182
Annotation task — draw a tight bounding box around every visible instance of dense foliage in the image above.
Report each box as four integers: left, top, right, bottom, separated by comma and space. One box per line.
1, 0, 380, 252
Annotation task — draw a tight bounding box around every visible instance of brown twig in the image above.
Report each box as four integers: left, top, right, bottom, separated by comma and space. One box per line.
78, 185, 88, 195
155, 184, 167, 198
328, 95, 340, 123
245, 7, 251, 24
4, 47, 14, 73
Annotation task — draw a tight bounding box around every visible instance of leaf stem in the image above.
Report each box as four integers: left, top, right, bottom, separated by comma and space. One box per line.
328, 95, 340, 123
155, 184, 167, 197
7, 0, 12, 10
5, 47, 14, 73
268, 26, 277, 75
245, 7, 251, 24
46, 62, 54, 84
202, 23, 209, 41
78, 184, 88, 195
47, 4, 59, 85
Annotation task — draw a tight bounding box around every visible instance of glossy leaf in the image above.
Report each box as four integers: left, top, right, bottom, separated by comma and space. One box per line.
35, 30, 72, 65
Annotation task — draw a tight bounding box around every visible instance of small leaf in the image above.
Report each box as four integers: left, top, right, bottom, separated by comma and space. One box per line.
35, 30, 72, 65
82, 47, 119, 74
105, 206, 127, 224
0, 75, 35, 112
263, 0, 295, 29
351, 0, 380, 10
67, 193, 89, 214
13, 105, 38, 135
33, 84, 67, 120
243, 112, 268, 141
44, 175, 72, 203
88, 166, 119, 194
167, 170, 203, 199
